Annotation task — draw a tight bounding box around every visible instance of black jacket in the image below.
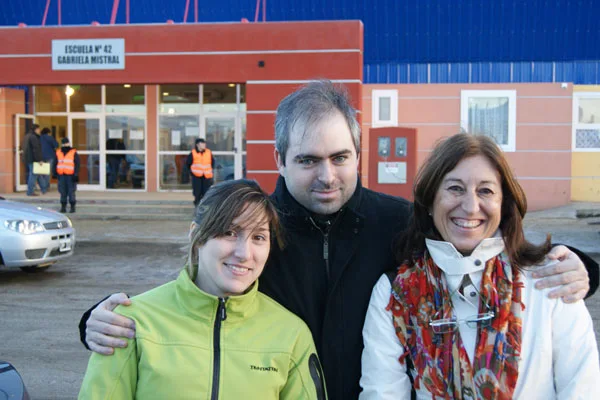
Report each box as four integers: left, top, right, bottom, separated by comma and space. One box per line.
23, 131, 42, 164
259, 177, 412, 400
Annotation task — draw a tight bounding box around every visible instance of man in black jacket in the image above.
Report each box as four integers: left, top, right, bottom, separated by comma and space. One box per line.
79, 81, 598, 400
23, 124, 44, 196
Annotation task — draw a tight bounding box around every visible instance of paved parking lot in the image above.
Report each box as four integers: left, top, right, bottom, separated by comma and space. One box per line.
0, 241, 187, 399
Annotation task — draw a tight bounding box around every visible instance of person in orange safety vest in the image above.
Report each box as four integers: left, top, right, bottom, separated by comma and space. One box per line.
186, 138, 215, 207
52, 137, 80, 213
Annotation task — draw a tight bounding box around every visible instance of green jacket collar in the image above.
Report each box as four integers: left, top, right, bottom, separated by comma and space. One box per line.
175, 269, 260, 322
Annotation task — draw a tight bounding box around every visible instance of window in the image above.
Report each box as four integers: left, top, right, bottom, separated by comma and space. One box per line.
372, 89, 398, 127
573, 93, 600, 151
461, 90, 516, 152
157, 84, 246, 191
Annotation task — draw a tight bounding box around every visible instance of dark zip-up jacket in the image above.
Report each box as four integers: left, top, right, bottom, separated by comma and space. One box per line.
40, 133, 59, 161
259, 177, 412, 400
23, 131, 42, 164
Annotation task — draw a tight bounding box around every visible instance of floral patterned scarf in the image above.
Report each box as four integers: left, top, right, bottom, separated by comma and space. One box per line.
387, 252, 524, 399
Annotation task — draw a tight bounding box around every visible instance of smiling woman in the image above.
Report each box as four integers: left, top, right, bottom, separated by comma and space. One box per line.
79, 179, 326, 400
431, 155, 503, 255
359, 133, 600, 399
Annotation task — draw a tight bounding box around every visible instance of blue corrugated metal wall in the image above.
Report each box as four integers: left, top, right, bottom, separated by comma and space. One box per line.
365, 61, 600, 84
2, 0, 599, 83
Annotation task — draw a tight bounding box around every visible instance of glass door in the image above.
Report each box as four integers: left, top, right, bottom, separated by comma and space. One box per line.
69, 115, 104, 190
14, 114, 36, 192
204, 116, 242, 183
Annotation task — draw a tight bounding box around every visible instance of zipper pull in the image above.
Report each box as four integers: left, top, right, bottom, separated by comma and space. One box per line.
219, 297, 227, 321
323, 234, 329, 261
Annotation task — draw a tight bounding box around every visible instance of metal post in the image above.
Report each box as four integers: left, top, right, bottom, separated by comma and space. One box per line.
254, 0, 260, 22
110, 0, 120, 24
42, 0, 51, 26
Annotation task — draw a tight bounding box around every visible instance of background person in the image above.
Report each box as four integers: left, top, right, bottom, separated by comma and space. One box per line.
39, 126, 58, 193
187, 138, 214, 207
78, 180, 326, 399
53, 137, 79, 213
360, 134, 600, 399
23, 123, 44, 196
106, 138, 126, 188
78, 81, 598, 400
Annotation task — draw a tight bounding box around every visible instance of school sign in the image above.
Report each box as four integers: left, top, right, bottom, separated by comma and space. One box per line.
52, 38, 125, 70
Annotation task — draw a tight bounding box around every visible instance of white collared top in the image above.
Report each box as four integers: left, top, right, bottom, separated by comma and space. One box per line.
359, 238, 600, 400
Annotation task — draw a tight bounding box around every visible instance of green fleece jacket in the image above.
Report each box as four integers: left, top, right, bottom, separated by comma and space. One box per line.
79, 270, 326, 399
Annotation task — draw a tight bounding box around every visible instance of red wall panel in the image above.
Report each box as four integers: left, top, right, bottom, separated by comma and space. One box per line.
246, 114, 276, 141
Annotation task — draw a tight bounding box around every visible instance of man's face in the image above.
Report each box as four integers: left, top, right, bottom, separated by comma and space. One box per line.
276, 111, 359, 215
197, 141, 206, 151
34, 127, 40, 134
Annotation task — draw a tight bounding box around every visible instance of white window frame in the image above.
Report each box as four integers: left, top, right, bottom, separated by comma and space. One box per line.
33, 84, 148, 191
372, 89, 398, 128
572, 92, 600, 152
156, 84, 247, 192
460, 90, 517, 152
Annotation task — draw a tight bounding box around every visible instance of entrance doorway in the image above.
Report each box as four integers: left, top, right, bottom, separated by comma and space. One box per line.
158, 83, 246, 191
70, 115, 103, 190
14, 114, 36, 192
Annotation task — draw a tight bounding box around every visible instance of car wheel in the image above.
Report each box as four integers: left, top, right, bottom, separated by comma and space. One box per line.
20, 265, 51, 273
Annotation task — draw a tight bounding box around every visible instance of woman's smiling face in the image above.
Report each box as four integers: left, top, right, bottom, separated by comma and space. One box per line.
431, 155, 503, 254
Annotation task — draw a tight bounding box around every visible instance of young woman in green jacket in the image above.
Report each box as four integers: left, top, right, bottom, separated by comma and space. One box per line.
79, 179, 326, 399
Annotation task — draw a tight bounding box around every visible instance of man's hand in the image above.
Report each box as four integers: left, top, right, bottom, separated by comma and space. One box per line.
532, 245, 590, 303
85, 293, 136, 355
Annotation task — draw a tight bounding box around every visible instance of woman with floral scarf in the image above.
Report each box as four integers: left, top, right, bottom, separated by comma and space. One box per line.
359, 134, 599, 399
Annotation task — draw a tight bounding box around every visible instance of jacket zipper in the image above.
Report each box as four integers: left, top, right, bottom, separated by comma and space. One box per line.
309, 218, 333, 281
323, 232, 330, 280
210, 297, 227, 400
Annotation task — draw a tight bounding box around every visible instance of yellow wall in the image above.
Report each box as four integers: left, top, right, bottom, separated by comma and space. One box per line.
572, 153, 600, 201
571, 86, 600, 201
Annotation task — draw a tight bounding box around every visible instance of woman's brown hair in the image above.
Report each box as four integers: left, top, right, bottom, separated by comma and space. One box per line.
186, 179, 283, 280
396, 133, 550, 268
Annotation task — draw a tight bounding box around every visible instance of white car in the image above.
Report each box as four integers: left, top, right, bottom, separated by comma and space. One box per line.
0, 197, 75, 272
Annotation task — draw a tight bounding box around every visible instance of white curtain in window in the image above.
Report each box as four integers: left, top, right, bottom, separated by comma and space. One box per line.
468, 97, 509, 145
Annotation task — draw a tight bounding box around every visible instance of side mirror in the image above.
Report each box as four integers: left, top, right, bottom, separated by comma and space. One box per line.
0, 361, 30, 400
